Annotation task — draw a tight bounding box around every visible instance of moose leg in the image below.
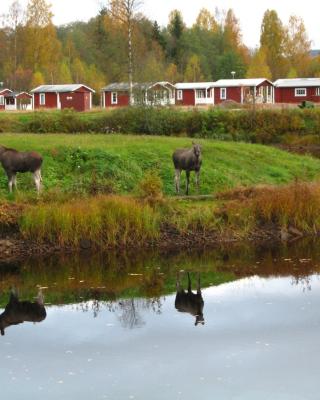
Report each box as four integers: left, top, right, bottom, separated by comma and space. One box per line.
12, 174, 17, 191
33, 169, 42, 193
7, 172, 15, 193
36, 289, 44, 306
186, 170, 190, 195
175, 169, 181, 194
187, 272, 191, 293
197, 272, 201, 295
195, 170, 200, 193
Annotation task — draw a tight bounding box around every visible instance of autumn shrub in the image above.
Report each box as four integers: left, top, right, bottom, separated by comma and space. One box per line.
137, 171, 163, 205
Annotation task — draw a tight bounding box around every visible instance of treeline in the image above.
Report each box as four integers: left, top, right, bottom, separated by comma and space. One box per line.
2, 107, 320, 143
1, 0, 320, 102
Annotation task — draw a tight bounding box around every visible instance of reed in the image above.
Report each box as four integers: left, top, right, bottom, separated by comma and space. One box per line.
20, 195, 160, 247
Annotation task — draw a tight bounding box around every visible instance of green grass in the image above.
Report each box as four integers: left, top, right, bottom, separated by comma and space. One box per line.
0, 133, 320, 198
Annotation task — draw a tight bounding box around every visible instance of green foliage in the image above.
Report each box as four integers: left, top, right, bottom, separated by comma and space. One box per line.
0, 133, 320, 199
5, 108, 320, 142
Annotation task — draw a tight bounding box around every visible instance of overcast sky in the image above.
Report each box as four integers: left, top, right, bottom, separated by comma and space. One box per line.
2, 0, 320, 49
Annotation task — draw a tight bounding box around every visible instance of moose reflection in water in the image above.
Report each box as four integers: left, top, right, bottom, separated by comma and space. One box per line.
0, 288, 46, 336
175, 272, 205, 326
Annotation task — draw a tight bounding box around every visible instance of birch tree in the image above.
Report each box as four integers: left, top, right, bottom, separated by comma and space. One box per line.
107, 0, 143, 104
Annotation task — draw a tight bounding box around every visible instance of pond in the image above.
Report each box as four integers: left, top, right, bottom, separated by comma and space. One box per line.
1, 240, 320, 400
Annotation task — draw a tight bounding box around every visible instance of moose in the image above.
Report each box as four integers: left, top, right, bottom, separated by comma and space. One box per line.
175, 272, 205, 326
172, 142, 202, 195
0, 288, 47, 336
0, 145, 43, 193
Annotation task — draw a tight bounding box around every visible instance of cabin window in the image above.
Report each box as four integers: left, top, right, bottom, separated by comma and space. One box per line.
295, 88, 307, 97
220, 88, 227, 100
196, 89, 206, 98
0, 95, 4, 106
177, 90, 183, 100
316, 87, 320, 96
39, 93, 46, 105
111, 92, 118, 104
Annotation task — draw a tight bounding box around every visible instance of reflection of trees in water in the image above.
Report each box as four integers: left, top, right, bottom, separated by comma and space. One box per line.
74, 297, 162, 323
291, 275, 313, 292
118, 298, 162, 329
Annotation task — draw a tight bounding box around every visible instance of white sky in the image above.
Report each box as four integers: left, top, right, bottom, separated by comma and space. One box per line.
2, 0, 320, 49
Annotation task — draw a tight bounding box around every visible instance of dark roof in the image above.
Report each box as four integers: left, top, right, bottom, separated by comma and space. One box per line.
101, 82, 175, 92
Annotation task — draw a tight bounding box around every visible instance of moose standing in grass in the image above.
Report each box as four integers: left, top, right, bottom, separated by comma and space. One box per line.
172, 142, 202, 195
0, 145, 43, 193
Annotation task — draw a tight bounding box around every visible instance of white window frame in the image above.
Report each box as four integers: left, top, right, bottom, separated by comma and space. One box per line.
294, 88, 307, 97
0, 95, 4, 106
39, 93, 46, 105
196, 89, 206, 99
177, 89, 183, 100
316, 87, 320, 96
220, 87, 227, 100
111, 92, 118, 105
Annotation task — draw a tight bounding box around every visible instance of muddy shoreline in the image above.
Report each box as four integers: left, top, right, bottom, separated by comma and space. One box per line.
0, 223, 308, 264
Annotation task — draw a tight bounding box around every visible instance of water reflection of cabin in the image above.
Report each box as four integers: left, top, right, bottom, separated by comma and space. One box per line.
175, 82, 216, 106
212, 78, 274, 105
0, 89, 32, 111
101, 82, 176, 107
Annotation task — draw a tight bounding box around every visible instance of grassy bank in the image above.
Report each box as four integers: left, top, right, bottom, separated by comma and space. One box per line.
2, 107, 320, 143
0, 134, 320, 197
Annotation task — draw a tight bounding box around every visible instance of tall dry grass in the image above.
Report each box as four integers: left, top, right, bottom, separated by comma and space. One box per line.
20, 195, 160, 247
251, 182, 320, 232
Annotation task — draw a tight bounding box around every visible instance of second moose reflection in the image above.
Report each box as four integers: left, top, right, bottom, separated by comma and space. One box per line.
0, 289, 47, 336
175, 272, 205, 326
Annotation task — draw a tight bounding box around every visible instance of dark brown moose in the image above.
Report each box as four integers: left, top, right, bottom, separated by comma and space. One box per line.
0, 145, 43, 193
172, 142, 202, 195
175, 272, 205, 326
0, 289, 47, 336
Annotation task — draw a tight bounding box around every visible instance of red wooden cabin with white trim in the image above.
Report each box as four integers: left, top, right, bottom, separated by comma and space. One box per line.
212, 78, 274, 105
31, 84, 95, 112
274, 78, 320, 104
101, 82, 176, 107
175, 82, 215, 106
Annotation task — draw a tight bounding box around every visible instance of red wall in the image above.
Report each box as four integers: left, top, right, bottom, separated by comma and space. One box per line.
34, 92, 57, 109
176, 89, 195, 106
214, 81, 273, 104
275, 87, 320, 103
60, 91, 91, 112
104, 91, 130, 107
34, 88, 92, 111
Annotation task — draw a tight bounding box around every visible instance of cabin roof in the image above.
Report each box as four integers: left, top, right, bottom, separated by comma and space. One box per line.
212, 78, 272, 87
4, 91, 32, 98
0, 88, 13, 95
101, 82, 175, 91
175, 82, 216, 90
273, 78, 320, 87
31, 84, 95, 93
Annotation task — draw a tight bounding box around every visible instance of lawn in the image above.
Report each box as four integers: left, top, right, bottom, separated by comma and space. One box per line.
0, 133, 320, 197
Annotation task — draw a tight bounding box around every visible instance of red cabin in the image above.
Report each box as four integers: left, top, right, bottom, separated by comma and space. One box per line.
212, 78, 274, 105
31, 84, 95, 112
101, 82, 175, 107
274, 78, 320, 104
175, 82, 215, 106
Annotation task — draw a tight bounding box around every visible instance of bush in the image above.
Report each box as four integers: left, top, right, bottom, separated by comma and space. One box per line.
4, 106, 320, 143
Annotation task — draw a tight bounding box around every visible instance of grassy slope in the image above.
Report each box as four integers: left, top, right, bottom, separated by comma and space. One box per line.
0, 133, 320, 197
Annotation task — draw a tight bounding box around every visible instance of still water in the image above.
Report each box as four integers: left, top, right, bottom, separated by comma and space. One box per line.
1, 241, 320, 399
